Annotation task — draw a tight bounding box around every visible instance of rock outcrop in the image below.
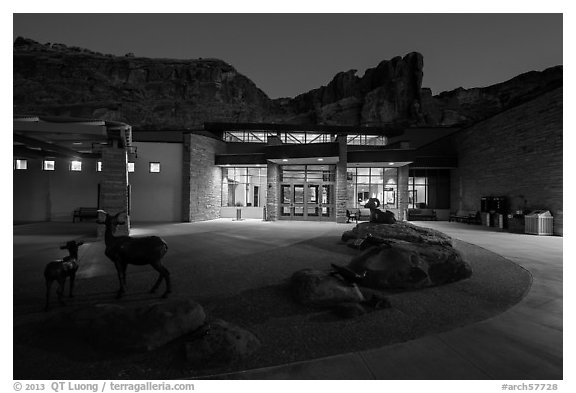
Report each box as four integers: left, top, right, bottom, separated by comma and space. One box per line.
291, 269, 365, 306
13, 37, 272, 129
13, 37, 562, 130
341, 221, 454, 247
340, 222, 472, 290
185, 319, 261, 366
62, 298, 206, 351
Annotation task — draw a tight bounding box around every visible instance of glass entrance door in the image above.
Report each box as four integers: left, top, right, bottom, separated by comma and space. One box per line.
280, 183, 334, 220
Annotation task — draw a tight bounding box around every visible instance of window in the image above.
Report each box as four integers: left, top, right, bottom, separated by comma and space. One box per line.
128, 162, 135, 173
97, 161, 102, 172
280, 165, 335, 182
347, 167, 398, 208
14, 159, 28, 170
43, 160, 55, 171
149, 162, 160, 173
408, 169, 450, 209
70, 161, 82, 171
222, 167, 267, 207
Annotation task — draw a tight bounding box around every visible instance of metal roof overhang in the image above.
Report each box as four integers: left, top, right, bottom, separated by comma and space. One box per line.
13, 116, 131, 159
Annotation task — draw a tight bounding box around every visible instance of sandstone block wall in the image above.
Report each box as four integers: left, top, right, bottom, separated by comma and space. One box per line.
450, 88, 563, 235
266, 163, 280, 221
100, 145, 129, 236
336, 136, 348, 223
183, 134, 226, 222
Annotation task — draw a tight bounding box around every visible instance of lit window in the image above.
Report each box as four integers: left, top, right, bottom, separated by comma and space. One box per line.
149, 162, 160, 173
70, 161, 82, 171
43, 160, 55, 171
97, 161, 102, 172
14, 159, 27, 170
128, 162, 135, 173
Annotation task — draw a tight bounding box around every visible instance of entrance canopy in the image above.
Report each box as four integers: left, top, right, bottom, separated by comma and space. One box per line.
13, 115, 133, 159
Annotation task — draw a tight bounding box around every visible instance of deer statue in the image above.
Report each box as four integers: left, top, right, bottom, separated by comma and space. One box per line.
44, 240, 85, 311
97, 210, 170, 299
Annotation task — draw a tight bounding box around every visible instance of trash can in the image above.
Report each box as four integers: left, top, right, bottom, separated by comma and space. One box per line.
525, 210, 553, 235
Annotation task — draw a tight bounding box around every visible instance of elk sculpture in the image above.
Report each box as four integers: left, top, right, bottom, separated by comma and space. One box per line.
44, 240, 84, 311
97, 210, 170, 299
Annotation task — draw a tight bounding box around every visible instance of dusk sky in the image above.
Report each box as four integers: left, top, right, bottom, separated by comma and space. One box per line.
12, 13, 563, 99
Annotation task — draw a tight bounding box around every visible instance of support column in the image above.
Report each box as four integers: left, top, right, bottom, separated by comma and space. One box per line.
335, 135, 348, 223
266, 162, 280, 221
397, 165, 410, 221
99, 141, 129, 237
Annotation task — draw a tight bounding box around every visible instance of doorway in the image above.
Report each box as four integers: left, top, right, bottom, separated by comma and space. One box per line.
279, 182, 334, 221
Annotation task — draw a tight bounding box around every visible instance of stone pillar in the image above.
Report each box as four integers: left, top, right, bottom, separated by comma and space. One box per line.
99, 142, 129, 237
182, 135, 192, 222
266, 162, 280, 221
182, 134, 225, 222
335, 135, 348, 223
397, 165, 410, 221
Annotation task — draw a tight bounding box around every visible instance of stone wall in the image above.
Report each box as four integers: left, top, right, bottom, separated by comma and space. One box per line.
450, 88, 563, 235
397, 165, 410, 221
266, 162, 280, 221
336, 136, 348, 223
183, 134, 225, 222
100, 144, 129, 236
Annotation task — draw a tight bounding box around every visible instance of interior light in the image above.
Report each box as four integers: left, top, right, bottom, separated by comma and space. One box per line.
282, 159, 288, 162
388, 162, 395, 165
317, 158, 324, 161
72, 142, 82, 145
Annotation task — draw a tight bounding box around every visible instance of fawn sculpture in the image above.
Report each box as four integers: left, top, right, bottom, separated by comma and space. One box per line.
44, 240, 84, 311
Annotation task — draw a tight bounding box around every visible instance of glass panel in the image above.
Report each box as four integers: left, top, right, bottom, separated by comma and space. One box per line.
370, 184, 383, 202
294, 185, 304, 204
281, 185, 291, 204
71, 161, 82, 171
307, 172, 322, 181
15, 159, 27, 170
307, 206, 318, 216
43, 160, 55, 171
322, 185, 331, 204
384, 168, 398, 185
414, 177, 427, 185
294, 206, 304, 216
308, 185, 318, 203
357, 168, 370, 176
281, 207, 291, 216
414, 185, 427, 206
357, 184, 370, 206
322, 207, 330, 217
384, 187, 396, 205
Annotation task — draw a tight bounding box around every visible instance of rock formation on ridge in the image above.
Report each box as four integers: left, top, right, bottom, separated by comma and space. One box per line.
13, 37, 562, 130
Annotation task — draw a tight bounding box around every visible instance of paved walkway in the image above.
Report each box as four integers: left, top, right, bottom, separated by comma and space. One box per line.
13, 220, 563, 380
213, 221, 563, 380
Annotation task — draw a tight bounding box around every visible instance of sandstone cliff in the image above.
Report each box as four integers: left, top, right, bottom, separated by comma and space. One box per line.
13, 37, 562, 130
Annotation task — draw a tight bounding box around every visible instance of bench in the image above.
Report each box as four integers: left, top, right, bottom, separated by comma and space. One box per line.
346, 208, 372, 223
449, 210, 480, 224
407, 208, 437, 221
73, 207, 99, 223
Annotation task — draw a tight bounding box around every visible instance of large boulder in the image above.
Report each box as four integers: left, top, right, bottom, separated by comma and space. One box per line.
342, 221, 453, 247
345, 239, 471, 290
291, 269, 365, 306
185, 319, 261, 366
64, 298, 206, 351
